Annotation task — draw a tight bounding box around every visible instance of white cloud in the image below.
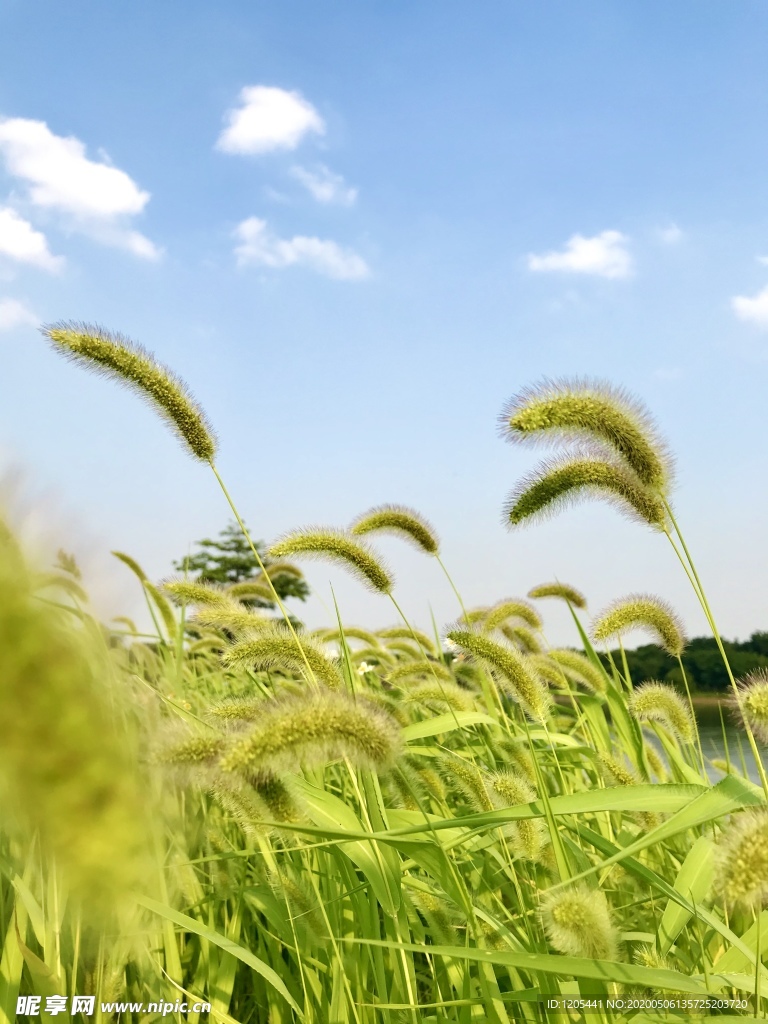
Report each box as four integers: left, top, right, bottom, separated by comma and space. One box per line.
732, 285, 768, 329
527, 230, 633, 279
234, 217, 369, 280
290, 164, 357, 205
217, 86, 325, 155
657, 223, 683, 245
0, 297, 37, 332
0, 118, 148, 217
0, 117, 158, 259
757, 255, 768, 266
0, 207, 63, 271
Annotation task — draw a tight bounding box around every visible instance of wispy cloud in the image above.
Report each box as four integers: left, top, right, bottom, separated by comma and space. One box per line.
0, 297, 37, 332
217, 86, 325, 155
527, 230, 632, 279
656, 223, 683, 245
0, 117, 160, 259
732, 284, 768, 329
290, 164, 357, 205
0, 207, 63, 271
234, 217, 369, 280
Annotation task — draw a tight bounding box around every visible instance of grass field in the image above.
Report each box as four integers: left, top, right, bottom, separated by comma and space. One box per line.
1, 324, 767, 1023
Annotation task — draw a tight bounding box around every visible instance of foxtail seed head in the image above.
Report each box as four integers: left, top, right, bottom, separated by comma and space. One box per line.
225, 580, 275, 603
439, 754, 494, 812
269, 528, 393, 594
541, 885, 619, 961
499, 378, 672, 490
319, 626, 382, 649
163, 579, 230, 607
548, 649, 608, 695
716, 810, 768, 909
483, 598, 542, 632
592, 595, 687, 657
500, 623, 542, 654
403, 683, 475, 714
350, 504, 440, 555
42, 322, 217, 460
386, 660, 453, 684
730, 670, 768, 744
490, 770, 545, 861
628, 682, 694, 744
378, 625, 437, 656
504, 454, 668, 530
220, 691, 401, 774
528, 582, 587, 609
445, 627, 551, 722
223, 624, 343, 690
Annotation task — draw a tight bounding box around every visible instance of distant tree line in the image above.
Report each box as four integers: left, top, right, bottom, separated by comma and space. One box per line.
600, 633, 768, 692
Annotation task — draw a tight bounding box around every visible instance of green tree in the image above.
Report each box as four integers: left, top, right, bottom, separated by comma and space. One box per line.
173, 522, 309, 608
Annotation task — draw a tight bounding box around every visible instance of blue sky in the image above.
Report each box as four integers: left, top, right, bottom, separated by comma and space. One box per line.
1, 0, 768, 644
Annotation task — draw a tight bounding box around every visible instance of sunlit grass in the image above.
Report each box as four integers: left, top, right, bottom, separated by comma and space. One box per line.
0, 328, 765, 1022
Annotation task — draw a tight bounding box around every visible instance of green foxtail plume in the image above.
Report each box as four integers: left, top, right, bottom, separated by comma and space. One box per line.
42, 322, 217, 461
206, 696, 266, 725
410, 891, 460, 945
483, 598, 542, 632
223, 624, 342, 689
378, 625, 437, 655
163, 578, 231, 606
318, 626, 382, 648
591, 594, 687, 657
627, 681, 694, 744
269, 528, 393, 593
528, 582, 587, 609
351, 645, 395, 666
715, 810, 768, 909
350, 504, 439, 555
504, 454, 668, 530
730, 670, 768, 743
499, 377, 672, 490
225, 580, 276, 602
192, 602, 271, 635
445, 627, 551, 722
457, 606, 489, 628
490, 770, 545, 862
541, 885, 619, 960
386, 660, 453, 684
220, 691, 401, 774
500, 623, 542, 654
402, 682, 475, 714
548, 649, 608, 694
598, 752, 659, 828
439, 754, 494, 812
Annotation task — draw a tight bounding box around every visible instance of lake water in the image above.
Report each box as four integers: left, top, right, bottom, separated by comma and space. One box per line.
694, 701, 767, 785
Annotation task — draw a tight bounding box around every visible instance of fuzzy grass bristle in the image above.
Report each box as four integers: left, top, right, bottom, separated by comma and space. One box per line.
219, 691, 402, 774
499, 377, 673, 490
42, 322, 217, 461
223, 624, 343, 689
592, 594, 687, 657
527, 582, 587, 609
445, 626, 551, 722
269, 527, 393, 593
483, 598, 542, 632
350, 504, 440, 555
730, 669, 768, 743
504, 454, 668, 530
541, 885, 619, 961
715, 810, 768, 909
627, 681, 695, 744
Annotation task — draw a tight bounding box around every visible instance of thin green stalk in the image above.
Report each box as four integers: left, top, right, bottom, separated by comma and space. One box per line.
208, 461, 319, 690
